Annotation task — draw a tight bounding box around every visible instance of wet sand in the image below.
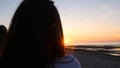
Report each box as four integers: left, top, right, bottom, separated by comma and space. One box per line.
66, 49, 120, 68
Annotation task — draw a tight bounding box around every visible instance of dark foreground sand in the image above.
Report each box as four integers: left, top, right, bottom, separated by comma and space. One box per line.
66, 49, 120, 68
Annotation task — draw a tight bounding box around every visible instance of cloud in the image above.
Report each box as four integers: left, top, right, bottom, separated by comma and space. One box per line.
101, 4, 111, 10
101, 11, 116, 20
100, 4, 117, 20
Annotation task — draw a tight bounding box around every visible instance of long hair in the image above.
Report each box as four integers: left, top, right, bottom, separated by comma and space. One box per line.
1, 0, 65, 68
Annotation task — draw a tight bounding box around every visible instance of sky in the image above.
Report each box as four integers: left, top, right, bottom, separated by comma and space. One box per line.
0, 0, 120, 45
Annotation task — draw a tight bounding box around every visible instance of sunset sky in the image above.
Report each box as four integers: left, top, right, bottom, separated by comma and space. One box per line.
0, 0, 120, 45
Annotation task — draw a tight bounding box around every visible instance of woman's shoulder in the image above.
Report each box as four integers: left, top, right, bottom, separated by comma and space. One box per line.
54, 54, 81, 68
55, 54, 79, 63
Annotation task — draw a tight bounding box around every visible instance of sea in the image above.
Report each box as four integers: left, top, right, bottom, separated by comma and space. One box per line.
66, 42, 120, 56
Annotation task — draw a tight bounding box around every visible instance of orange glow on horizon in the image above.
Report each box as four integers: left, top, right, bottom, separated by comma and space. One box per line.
63, 29, 120, 45
64, 38, 72, 45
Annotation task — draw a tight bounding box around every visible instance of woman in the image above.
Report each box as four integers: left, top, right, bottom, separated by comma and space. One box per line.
1, 0, 81, 68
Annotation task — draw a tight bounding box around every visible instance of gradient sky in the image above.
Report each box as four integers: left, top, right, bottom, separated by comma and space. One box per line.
0, 0, 120, 45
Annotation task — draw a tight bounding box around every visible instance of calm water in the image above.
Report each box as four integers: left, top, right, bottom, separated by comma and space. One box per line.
67, 42, 120, 56
83, 47, 120, 56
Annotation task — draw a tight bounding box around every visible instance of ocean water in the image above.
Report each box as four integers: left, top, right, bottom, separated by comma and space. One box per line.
67, 42, 120, 56
70, 46, 120, 56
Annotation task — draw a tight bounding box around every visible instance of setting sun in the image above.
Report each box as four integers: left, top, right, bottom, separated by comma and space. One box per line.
64, 38, 71, 45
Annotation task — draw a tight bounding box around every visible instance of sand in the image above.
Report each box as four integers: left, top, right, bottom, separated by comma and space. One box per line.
66, 49, 120, 68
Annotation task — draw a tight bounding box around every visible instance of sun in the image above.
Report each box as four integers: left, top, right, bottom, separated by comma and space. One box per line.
64, 38, 71, 45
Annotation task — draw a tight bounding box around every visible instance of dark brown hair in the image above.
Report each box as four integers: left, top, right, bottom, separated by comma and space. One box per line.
1, 0, 65, 68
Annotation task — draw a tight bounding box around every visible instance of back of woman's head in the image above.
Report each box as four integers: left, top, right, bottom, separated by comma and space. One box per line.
1, 0, 65, 68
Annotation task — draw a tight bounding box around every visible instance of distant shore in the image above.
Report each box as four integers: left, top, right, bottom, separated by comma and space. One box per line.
66, 48, 120, 68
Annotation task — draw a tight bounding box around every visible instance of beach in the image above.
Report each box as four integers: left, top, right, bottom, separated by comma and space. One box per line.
66, 47, 120, 68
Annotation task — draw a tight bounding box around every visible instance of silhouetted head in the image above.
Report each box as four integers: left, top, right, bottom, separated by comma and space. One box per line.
0, 25, 7, 32
1, 0, 65, 68
0, 25, 7, 47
